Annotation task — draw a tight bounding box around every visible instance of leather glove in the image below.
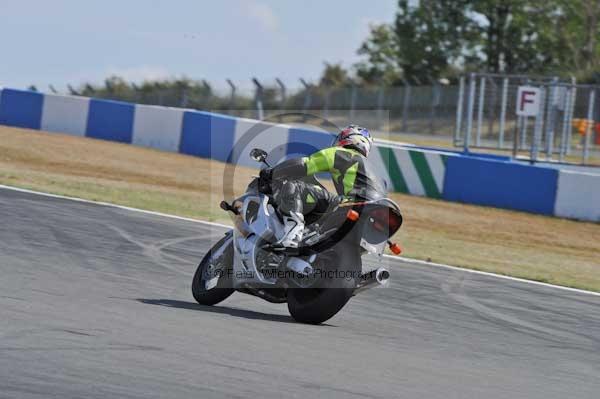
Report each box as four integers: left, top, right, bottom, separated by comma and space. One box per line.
258, 167, 273, 194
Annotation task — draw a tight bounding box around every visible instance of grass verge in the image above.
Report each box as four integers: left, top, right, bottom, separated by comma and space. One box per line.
1, 126, 599, 291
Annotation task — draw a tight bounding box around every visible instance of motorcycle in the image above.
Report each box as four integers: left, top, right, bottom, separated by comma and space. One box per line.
192, 148, 403, 324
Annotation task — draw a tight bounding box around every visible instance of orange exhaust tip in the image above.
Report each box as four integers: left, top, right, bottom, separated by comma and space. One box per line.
389, 242, 402, 255
346, 209, 360, 221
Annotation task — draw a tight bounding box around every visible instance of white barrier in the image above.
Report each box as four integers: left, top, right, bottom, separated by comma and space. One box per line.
232, 118, 290, 167
41, 94, 90, 136
554, 170, 600, 221
132, 105, 184, 152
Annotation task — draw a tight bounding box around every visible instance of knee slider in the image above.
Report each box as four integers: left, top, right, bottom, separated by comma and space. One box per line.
281, 180, 298, 200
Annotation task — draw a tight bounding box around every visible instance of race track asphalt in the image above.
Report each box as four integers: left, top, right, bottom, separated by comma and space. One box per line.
1, 187, 599, 399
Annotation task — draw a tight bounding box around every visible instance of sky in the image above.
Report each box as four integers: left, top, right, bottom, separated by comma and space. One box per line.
0, 0, 397, 93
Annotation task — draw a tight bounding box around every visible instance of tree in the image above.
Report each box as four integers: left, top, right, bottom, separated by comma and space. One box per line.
394, 0, 473, 80
356, 0, 473, 83
353, 0, 599, 81
319, 62, 350, 86
355, 24, 402, 84
468, 0, 564, 73
555, 0, 600, 75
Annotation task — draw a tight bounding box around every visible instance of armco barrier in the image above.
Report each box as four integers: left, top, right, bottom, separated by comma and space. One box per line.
0, 87, 598, 221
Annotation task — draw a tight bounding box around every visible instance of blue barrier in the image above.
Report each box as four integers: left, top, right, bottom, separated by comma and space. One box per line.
286, 128, 332, 156
408, 145, 511, 162
0, 89, 44, 130
463, 152, 512, 162
0, 87, 594, 220
180, 111, 236, 161
86, 99, 134, 143
179, 111, 210, 158
443, 156, 558, 215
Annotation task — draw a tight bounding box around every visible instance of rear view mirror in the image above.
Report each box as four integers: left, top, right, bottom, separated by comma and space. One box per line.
250, 148, 268, 163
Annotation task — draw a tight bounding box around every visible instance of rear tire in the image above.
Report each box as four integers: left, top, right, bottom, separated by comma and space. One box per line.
287, 243, 361, 324
192, 232, 235, 306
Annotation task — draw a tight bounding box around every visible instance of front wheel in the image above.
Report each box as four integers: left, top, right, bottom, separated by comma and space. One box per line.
192, 232, 235, 305
287, 242, 361, 324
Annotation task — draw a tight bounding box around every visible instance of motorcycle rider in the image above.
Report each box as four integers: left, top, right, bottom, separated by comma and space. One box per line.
259, 124, 383, 248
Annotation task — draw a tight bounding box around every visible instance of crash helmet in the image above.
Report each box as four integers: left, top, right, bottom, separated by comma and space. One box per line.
333, 124, 373, 157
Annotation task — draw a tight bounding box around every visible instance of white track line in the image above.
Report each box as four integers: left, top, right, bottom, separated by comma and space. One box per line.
2, 183, 599, 297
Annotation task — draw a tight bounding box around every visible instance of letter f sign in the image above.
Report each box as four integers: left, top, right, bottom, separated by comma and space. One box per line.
516, 86, 541, 116
520, 91, 535, 111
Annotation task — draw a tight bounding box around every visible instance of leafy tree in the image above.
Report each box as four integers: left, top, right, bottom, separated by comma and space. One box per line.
356, 0, 473, 83
319, 62, 350, 86
554, 0, 600, 76
468, 0, 564, 73
354, 0, 600, 81
355, 24, 402, 84
395, 0, 473, 80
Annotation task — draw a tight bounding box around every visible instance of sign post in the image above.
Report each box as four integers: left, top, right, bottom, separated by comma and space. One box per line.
530, 88, 546, 162
515, 86, 543, 162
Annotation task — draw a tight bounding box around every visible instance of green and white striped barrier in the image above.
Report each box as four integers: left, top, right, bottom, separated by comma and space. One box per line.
371, 145, 450, 199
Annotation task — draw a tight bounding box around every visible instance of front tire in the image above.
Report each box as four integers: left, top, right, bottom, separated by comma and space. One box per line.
192, 232, 235, 305
287, 243, 361, 324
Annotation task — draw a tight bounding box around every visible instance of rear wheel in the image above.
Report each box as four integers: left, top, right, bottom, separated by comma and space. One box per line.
192, 232, 235, 305
287, 242, 361, 324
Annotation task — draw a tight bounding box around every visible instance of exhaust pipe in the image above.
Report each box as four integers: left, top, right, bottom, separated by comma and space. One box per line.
354, 267, 390, 295
285, 257, 313, 276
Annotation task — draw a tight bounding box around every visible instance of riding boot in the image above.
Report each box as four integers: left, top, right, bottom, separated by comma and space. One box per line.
277, 211, 305, 248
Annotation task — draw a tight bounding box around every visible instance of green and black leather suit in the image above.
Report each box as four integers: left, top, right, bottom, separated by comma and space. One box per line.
263, 146, 384, 217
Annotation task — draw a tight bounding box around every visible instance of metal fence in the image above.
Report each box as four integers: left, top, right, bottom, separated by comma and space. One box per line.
251, 82, 460, 137
64, 79, 459, 136
455, 72, 600, 164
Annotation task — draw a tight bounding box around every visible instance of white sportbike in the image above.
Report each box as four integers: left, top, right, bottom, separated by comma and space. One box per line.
192, 148, 403, 324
